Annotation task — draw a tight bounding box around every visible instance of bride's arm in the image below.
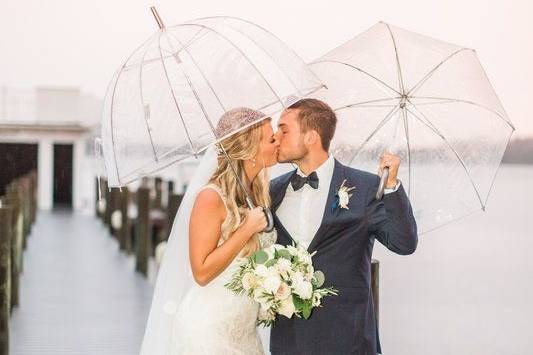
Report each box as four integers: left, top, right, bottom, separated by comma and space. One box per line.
189, 189, 266, 286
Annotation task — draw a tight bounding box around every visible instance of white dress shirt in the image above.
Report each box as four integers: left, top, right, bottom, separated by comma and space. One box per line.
276, 156, 401, 250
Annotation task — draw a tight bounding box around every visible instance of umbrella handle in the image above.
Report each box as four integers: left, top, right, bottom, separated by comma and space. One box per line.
245, 197, 275, 233
262, 207, 275, 233
376, 167, 389, 200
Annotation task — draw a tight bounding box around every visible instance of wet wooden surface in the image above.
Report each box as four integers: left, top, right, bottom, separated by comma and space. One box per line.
10, 210, 154, 355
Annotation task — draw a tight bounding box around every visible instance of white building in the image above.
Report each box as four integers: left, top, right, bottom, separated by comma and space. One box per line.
0, 86, 101, 213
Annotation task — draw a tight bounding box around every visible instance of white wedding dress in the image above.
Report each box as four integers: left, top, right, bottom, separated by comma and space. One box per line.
170, 183, 276, 355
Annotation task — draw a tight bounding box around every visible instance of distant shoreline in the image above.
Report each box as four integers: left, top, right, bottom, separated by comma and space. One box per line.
502, 162, 533, 165
502, 137, 533, 165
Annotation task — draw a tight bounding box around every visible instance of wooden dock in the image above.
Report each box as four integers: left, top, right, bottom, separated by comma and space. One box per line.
10, 210, 154, 355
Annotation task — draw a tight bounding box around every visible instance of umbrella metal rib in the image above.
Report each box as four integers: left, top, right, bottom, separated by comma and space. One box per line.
334, 97, 401, 112
139, 36, 160, 163
161, 34, 257, 208
109, 34, 157, 185
406, 48, 474, 96
347, 105, 401, 166
199, 16, 320, 85
179, 23, 286, 116
409, 96, 515, 130
405, 105, 485, 210
156, 31, 197, 158
401, 107, 412, 195
215, 21, 302, 96
312, 59, 401, 95
384, 23, 406, 94
161, 24, 287, 208
166, 33, 227, 111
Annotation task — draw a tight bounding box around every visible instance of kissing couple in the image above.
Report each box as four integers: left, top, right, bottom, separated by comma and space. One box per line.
140, 98, 418, 355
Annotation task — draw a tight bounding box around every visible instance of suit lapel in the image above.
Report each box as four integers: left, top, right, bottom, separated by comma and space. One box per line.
306, 159, 345, 253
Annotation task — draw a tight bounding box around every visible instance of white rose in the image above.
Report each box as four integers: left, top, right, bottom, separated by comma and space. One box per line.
277, 297, 296, 318
296, 249, 312, 264
286, 245, 298, 256
241, 272, 256, 290
255, 264, 269, 278
263, 275, 282, 294
305, 264, 314, 281
293, 279, 313, 300
276, 258, 292, 279
291, 271, 304, 284
267, 266, 281, 278
253, 288, 271, 310
275, 282, 291, 300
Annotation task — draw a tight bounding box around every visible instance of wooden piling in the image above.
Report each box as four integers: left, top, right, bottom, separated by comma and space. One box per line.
167, 181, 174, 195
99, 179, 108, 223
5, 186, 23, 276
371, 259, 379, 329
19, 177, 31, 247
166, 193, 183, 241
0, 205, 12, 354
29, 171, 37, 224
135, 187, 151, 276
95, 177, 100, 218
109, 188, 121, 238
153, 177, 162, 210
118, 187, 129, 251
1, 193, 21, 311
104, 181, 112, 227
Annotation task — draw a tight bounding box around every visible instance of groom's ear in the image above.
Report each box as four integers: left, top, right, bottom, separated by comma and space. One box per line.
303, 129, 320, 147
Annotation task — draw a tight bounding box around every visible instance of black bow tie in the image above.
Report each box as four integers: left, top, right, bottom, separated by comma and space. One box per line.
290, 171, 319, 191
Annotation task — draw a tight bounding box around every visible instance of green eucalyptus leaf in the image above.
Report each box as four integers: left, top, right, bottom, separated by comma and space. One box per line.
277, 249, 292, 260
254, 250, 269, 264
265, 259, 277, 267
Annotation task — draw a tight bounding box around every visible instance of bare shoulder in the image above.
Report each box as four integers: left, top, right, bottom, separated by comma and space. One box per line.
192, 188, 226, 220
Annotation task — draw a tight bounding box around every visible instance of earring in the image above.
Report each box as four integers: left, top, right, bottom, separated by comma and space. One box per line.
251, 158, 256, 167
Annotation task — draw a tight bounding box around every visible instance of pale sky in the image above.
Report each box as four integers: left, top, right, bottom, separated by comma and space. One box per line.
1, 0, 532, 136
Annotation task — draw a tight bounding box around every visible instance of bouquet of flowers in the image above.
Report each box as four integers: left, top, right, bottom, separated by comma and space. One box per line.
225, 243, 338, 327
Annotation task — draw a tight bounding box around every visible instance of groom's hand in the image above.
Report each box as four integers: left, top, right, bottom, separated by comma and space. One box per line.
378, 150, 400, 188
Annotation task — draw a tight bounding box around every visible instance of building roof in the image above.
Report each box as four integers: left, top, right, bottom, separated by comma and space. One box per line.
0, 86, 102, 130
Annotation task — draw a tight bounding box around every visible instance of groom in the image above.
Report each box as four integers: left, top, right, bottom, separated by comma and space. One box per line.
269, 98, 418, 355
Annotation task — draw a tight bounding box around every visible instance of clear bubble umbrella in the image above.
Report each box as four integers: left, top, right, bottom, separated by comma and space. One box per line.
100, 8, 323, 189
310, 22, 515, 234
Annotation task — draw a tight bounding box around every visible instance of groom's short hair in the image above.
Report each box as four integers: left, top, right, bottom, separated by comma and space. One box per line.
288, 98, 337, 151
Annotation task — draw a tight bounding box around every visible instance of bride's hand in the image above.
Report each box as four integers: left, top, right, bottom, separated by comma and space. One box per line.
242, 207, 267, 235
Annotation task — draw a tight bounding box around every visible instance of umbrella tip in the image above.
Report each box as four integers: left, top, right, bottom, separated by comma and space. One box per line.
150, 6, 166, 30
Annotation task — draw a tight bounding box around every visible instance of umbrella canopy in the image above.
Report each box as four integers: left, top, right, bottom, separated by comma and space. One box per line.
310, 22, 515, 233
101, 14, 323, 187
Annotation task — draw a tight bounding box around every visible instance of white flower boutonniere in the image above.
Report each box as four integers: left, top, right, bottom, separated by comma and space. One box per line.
332, 179, 356, 211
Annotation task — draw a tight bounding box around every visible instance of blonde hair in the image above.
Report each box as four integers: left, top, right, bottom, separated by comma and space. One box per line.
209, 109, 271, 257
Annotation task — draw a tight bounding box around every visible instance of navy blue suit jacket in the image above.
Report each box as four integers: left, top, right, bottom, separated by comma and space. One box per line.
269, 159, 418, 355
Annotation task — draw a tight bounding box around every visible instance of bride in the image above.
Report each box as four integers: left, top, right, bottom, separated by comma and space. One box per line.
140, 108, 279, 354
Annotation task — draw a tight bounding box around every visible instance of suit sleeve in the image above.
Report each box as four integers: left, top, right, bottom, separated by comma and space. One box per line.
366, 175, 418, 255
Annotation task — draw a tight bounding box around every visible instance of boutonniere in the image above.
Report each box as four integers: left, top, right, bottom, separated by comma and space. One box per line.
331, 179, 356, 211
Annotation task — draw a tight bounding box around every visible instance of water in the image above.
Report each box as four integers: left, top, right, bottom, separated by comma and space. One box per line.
373, 164, 533, 354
